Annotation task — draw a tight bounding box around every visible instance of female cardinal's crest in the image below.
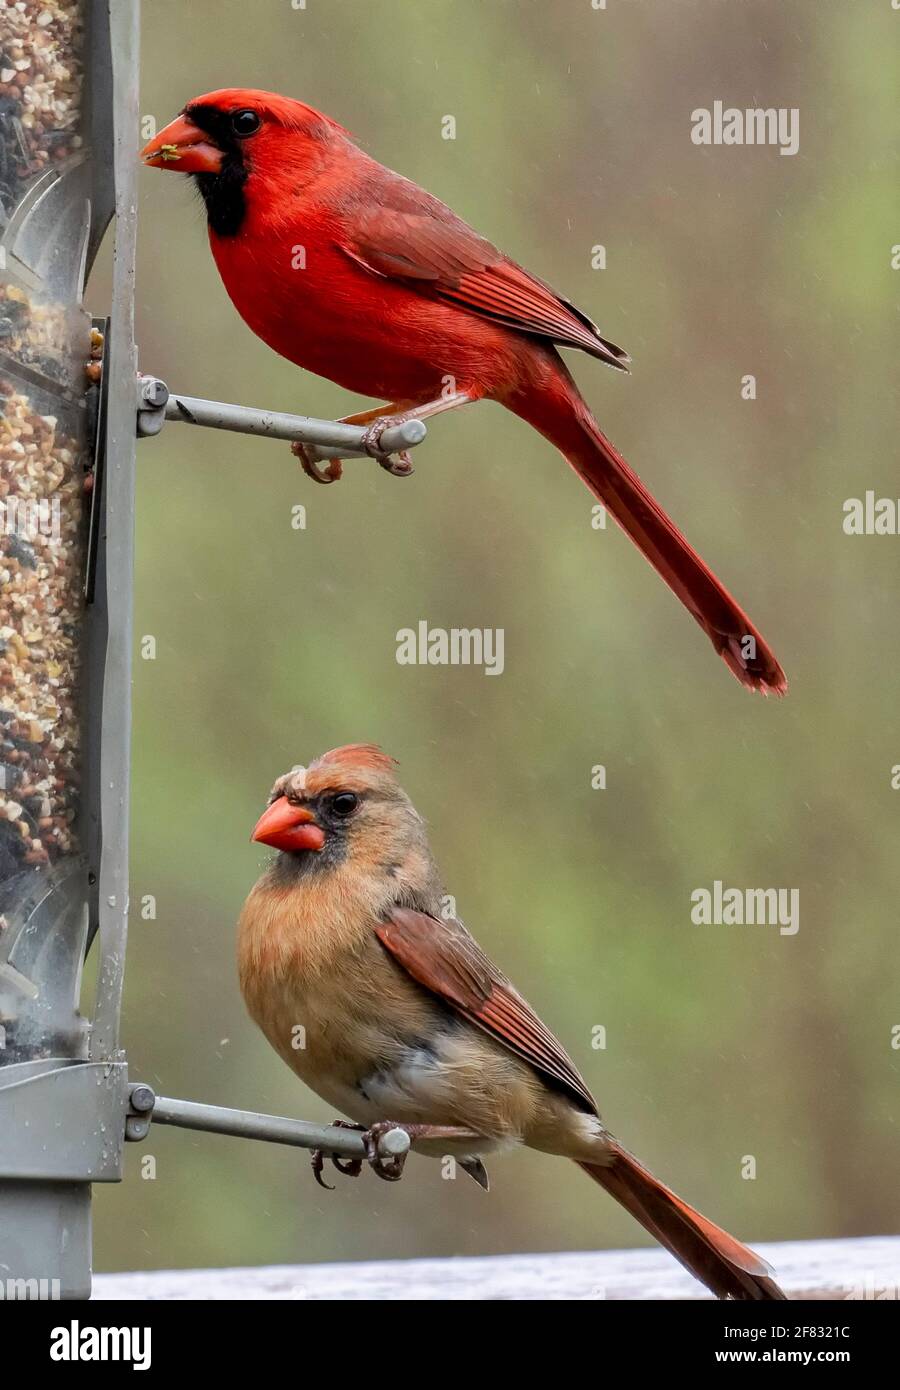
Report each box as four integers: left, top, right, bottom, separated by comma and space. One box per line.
313, 744, 398, 776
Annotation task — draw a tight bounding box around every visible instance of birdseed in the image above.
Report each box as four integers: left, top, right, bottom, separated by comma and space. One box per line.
0, 374, 84, 878
0, 0, 84, 226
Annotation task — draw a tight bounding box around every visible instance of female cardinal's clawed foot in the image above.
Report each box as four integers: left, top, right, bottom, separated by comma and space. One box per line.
310, 1119, 365, 1189
291, 441, 344, 485
361, 1120, 410, 1181
361, 1120, 485, 1183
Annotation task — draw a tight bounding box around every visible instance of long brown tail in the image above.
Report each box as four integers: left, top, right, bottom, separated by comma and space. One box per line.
579, 1145, 786, 1300
509, 373, 787, 694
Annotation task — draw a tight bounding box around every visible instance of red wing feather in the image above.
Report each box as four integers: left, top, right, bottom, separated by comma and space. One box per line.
375, 908, 597, 1114
343, 203, 629, 369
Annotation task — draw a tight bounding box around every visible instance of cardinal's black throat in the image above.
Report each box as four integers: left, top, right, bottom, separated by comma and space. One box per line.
185, 104, 249, 237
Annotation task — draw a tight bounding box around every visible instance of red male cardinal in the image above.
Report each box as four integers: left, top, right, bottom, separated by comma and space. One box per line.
239, 744, 786, 1300
142, 89, 786, 695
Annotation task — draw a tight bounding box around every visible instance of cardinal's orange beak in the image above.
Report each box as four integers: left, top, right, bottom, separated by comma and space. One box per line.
141, 114, 223, 174
252, 796, 326, 853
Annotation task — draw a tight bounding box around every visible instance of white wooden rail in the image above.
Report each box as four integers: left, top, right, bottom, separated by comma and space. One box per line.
92, 1236, 900, 1301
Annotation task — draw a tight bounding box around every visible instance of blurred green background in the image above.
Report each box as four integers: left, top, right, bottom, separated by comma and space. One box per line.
90, 0, 898, 1274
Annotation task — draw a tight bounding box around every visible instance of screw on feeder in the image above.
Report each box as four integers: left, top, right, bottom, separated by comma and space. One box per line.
124, 1116, 151, 1142
129, 1083, 156, 1113
140, 376, 169, 409
135, 374, 168, 437
123, 1083, 157, 1143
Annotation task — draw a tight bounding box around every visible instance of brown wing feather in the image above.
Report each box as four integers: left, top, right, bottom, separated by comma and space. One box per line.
375, 908, 597, 1114
342, 202, 630, 370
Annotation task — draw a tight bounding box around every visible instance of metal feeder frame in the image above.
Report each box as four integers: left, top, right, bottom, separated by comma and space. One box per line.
0, 0, 420, 1300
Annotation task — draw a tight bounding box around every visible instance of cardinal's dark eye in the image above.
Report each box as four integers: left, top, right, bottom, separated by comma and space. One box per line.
231, 109, 261, 137
330, 792, 359, 818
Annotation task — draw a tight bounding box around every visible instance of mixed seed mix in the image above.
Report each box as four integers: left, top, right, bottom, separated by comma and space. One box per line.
0, 377, 83, 880
0, 0, 84, 225
0, 280, 71, 380
0, 1, 88, 890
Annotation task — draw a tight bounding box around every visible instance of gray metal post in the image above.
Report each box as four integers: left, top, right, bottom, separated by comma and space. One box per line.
0, 0, 138, 1300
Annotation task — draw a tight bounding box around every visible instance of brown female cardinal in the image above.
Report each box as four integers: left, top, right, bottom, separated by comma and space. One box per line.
238, 744, 785, 1300
142, 90, 786, 695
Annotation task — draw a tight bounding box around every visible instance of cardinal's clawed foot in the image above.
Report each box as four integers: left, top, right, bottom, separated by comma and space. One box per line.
312, 1118, 484, 1187
310, 1119, 365, 1189
360, 416, 416, 477
290, 426, 413, 482
291, 441, 344, 485
360, 1120, 485, 1182
359, 1120, 411, 1182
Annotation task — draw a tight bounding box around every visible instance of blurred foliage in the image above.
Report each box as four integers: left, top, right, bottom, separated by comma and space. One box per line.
87, 0, 898, 1274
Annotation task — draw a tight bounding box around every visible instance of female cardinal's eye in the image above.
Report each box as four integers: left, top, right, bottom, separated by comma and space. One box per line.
330, 792, 358, 818
231, 109, 261, 137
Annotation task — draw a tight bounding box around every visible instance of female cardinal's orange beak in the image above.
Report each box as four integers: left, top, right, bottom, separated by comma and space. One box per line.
251, 796, 326, 853
141, 114, 223, 174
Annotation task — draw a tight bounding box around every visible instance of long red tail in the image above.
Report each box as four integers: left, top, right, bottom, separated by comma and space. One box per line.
509, 375, 787, 694
579, 1145, 786, 1300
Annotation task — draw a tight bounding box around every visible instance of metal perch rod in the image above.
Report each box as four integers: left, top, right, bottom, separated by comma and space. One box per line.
136, 375, 427, 458
132, 1088, 410, 1162
166, 393, 426, 455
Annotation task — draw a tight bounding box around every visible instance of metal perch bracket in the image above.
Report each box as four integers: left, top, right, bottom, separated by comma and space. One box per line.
134, 373, 428, 463
125, 1082, 411, 1168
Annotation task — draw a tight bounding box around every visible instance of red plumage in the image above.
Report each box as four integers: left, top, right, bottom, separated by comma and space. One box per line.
143, 89, 786, 693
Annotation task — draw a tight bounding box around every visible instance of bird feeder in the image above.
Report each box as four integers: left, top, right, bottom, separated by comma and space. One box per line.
0, 0, 134, 1300
0, 0, 419, 1301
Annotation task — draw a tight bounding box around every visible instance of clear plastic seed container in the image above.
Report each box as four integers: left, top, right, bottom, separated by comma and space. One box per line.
0, 0, 93, 1064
